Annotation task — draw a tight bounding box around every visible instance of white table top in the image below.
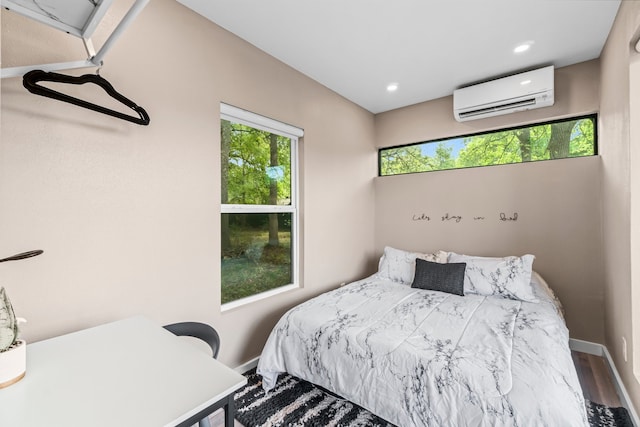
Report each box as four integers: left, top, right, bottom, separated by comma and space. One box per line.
0, 316, 247, 427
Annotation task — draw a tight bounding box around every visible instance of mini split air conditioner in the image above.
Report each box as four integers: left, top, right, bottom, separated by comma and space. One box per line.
453, 66, 554, 122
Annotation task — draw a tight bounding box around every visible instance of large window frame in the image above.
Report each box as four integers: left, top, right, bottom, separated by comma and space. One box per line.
378, 114, 598, 176
220, 104, 303, 310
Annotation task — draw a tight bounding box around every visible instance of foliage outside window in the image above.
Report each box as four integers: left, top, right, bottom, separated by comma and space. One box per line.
379, 115, 597, 176
220, 104, 301, 307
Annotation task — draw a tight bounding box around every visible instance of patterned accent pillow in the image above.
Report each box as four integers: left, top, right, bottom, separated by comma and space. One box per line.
378, 246, 448, 285
448, 252, 537, 302
411, 258, 466, 296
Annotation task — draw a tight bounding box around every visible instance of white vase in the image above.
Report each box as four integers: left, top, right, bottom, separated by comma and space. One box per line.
0, 339, 26, 388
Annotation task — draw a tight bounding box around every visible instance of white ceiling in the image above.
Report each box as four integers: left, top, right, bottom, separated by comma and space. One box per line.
177, 0, 621, 114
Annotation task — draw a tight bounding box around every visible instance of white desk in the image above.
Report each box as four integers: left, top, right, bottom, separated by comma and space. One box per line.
0, 316, 247, 427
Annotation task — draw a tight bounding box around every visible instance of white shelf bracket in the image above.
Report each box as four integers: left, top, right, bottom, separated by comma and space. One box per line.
1, 0, 150, 79
90, 0, 149, 67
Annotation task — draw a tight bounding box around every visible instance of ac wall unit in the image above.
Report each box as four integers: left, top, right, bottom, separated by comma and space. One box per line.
453, 66, 554, 122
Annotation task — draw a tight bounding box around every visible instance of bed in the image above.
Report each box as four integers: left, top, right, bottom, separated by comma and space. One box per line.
257, 247, 589, 427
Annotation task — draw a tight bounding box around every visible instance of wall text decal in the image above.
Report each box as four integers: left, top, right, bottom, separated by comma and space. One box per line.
441, 213, 463, 223
411, 212, 519, 223
500, 212, 518, 222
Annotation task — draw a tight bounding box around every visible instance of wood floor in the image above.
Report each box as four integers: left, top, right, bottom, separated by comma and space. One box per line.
209, 350, 623, 427
572, 350, 622, 407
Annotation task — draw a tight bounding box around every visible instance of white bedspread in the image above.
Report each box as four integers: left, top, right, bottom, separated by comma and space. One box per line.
257, 275, 588, 427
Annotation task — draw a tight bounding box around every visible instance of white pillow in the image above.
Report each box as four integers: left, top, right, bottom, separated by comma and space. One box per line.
530, 271, 565, 317
378, 246, 448, 285
531, 271, 554, 301
448, 252, 537, 302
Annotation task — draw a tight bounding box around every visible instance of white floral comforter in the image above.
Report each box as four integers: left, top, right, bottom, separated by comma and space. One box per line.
257, 275, 588, 427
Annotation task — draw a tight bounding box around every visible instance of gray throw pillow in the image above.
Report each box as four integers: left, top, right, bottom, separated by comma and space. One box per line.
411, 258, 466, 296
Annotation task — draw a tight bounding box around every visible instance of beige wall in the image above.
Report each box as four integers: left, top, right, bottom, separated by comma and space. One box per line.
374, 61, 604, 343
0, 0, 376, 367
5, 0, 640, 410
375, 61, 599, 147
633, 24, 640, 400
374, 158, 603, 342
600, 0, 640, 411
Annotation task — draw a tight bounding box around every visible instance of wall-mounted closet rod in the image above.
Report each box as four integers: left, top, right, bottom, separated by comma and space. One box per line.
0, 0, 149, 79
1, 60, 96, 79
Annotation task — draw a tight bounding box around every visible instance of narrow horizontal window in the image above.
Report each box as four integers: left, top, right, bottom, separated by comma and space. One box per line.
379, 114, 597, 176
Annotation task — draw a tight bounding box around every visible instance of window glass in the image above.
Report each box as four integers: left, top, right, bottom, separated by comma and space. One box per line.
221, 213, 292, 305
220, 105, 300, 307
379, 115, 597, 176
222, 121, 291, 206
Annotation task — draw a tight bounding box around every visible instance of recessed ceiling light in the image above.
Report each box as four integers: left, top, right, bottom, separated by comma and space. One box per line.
514, 42, 532, 53
520, 79, 532, 85
386, 83, 399, 92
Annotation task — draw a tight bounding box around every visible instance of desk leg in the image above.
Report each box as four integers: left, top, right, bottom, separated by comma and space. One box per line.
225, 394, 235, 427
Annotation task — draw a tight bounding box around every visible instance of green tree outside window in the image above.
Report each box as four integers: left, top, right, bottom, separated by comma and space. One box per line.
379, 115, 597, 176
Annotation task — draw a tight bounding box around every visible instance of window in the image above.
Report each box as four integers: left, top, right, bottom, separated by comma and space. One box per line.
220, 104, 302, 308
379, 114, 597, 176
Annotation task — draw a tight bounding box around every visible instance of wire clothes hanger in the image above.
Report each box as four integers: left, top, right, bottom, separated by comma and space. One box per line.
22, 69, 150, 126
0, 250, 43, 263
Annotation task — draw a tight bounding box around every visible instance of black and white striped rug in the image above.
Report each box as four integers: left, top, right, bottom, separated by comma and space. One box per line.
234, 369, 392, 427
234, 369, 633, 427
586, 400, 634, 427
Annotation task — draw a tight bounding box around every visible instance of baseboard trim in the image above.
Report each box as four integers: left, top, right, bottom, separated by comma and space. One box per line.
234, 356, 259, 374
569, 338, 604, 356
570, 338, 640, 426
